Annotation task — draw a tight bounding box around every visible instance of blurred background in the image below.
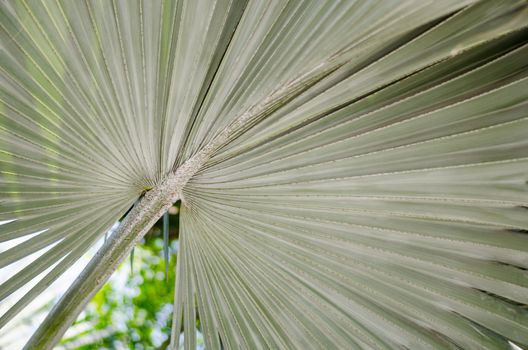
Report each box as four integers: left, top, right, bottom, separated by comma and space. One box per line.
0, 204, 205, 350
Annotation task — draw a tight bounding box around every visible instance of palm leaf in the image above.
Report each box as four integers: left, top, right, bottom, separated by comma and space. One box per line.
1, 0, 527, 349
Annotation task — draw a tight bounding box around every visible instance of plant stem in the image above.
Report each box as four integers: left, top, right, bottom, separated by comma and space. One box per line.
23, 168, 187, 349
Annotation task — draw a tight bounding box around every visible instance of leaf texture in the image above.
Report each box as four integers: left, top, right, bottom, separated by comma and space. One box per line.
1, 0, 527, 348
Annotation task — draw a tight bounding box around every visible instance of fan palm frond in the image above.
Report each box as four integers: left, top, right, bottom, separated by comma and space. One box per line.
1, 0, 527, 349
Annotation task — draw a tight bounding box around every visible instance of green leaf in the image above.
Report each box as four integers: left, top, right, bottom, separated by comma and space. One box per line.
1, 0, 527, 349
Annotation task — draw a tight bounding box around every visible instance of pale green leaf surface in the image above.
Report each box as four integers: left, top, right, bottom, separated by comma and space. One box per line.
1, 0, 528, 349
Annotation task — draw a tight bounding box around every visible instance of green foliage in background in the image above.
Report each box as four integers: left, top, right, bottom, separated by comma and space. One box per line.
60, 238, 177, 350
